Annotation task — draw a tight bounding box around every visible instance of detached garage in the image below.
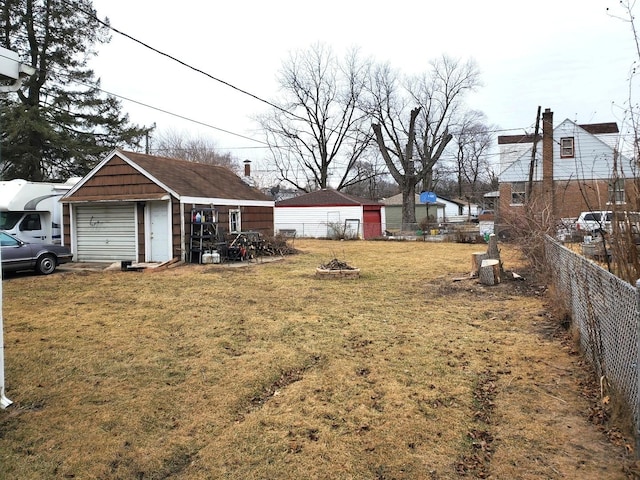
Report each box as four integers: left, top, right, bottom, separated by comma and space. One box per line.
61, 149, 274, 263
275, 189, 385, 239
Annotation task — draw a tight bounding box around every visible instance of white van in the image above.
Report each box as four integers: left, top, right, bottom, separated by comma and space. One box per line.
575, 211, 612, 233
576, 210, 640, 234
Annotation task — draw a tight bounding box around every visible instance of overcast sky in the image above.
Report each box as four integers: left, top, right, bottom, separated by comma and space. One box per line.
89, 0, 638, 168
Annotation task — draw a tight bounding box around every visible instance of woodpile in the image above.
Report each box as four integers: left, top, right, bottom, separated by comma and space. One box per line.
316, 258, 360, 279
319, 258, 357, 270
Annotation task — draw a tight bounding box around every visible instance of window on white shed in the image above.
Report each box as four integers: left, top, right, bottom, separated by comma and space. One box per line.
229, 209, 241, 232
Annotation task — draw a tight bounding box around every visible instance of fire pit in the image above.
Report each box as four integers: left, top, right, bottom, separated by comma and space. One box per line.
315, 258, 360, 279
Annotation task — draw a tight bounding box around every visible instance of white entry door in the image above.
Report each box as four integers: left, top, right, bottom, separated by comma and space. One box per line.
147, 201, 171, 262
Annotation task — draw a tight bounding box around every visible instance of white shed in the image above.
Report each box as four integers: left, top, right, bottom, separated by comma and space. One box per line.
275, 189, 385, 239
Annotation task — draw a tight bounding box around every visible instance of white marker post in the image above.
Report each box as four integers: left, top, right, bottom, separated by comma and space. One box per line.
0, 244, 10, 408
0, 46, 36, 408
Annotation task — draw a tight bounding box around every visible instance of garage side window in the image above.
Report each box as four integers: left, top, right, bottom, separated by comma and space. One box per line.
229, 209, 241, 233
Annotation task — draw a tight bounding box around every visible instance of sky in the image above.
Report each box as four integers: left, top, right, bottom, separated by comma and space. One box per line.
89, 0, 639, 175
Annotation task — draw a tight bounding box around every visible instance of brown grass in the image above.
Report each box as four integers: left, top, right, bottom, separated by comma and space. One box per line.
0, 239, 633, 479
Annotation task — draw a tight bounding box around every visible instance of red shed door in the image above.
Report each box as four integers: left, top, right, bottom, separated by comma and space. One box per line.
363, 207, 381, 239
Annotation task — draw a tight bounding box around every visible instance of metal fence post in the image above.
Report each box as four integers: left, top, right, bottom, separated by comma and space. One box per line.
0, 244, 11, 409
636, 278, 640, 458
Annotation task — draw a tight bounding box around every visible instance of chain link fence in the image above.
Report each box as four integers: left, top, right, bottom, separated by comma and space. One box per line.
274, 222, 483, 240
544, 235, 640, 448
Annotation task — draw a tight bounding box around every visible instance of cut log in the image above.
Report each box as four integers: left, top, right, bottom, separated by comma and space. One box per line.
471, 252, 489, 277
479, 259, 501, 286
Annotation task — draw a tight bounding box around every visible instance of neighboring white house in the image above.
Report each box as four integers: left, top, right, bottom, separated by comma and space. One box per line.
497, 109, 636, 222
499, 118, 627, 184
438, 196, 480, 220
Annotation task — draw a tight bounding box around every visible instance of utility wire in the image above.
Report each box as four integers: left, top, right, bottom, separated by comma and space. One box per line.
49, 68, 270, 146
1, 50, 272, 148
45, 68, 537, 158
5, 39, 634, 159
59, 0, 308, 123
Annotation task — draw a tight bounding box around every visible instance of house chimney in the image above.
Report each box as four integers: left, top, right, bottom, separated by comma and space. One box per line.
542, 108, 555, 219
244, 159, 251, 177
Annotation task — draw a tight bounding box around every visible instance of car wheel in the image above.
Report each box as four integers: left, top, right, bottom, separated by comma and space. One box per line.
36, 254, 57, 275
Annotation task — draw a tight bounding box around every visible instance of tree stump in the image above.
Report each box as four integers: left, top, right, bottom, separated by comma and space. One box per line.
487, 233, 500, 259
471, 252, 489, 277
479, 259, 501, 286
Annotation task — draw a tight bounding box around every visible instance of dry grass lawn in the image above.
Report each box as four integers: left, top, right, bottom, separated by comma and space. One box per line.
0, 239, 634, 479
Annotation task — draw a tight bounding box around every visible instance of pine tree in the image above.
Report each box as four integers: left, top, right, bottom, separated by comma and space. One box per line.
0, 0, 146, 181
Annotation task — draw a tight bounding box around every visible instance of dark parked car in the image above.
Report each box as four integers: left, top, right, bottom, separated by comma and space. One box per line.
0, 230, 73, 275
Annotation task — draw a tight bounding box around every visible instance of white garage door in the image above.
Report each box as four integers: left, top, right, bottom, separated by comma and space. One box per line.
75, 204, 136, 261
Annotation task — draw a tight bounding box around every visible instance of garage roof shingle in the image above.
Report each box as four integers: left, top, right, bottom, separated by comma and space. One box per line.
122, 151, 270, 201
276, 188, 382, 207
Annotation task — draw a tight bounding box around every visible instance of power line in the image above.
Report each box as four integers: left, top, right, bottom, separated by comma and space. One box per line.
6, 36, 636, 164
50, 68, 270, 146
58, 0, 307, 123
1, 50, 272, 149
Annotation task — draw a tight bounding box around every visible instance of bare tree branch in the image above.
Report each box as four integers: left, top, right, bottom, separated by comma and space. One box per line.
257, 43, 372, 192
365, 55, 481, 228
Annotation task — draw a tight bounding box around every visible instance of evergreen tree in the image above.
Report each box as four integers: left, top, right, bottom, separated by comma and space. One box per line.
0, 0, 146, 181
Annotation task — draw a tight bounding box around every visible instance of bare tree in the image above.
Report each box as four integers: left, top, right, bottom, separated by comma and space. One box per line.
342, 155, 398, 200
453, 110, 496, 203
595, 1, 640, 283
609, 1, 640, 162
152, 129, 240, 173
257, 43, 372, 192
410, 56, 481, 192
367, 55, 481, 229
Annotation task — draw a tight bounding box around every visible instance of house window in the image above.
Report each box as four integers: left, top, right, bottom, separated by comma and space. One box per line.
229, 209, 241, 232
510, 182, 526, 205
608, 179, 625, 204
560, 137, 574, 158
